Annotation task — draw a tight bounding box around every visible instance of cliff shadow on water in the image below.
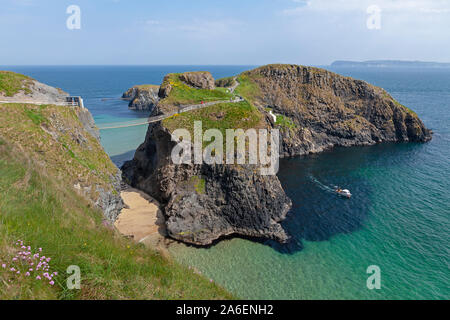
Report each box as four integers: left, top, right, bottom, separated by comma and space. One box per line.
111, 150, 139, 168
268, 142, 427, 255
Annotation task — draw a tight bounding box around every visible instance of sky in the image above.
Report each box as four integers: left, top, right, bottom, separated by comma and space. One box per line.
1, 0, 449, 65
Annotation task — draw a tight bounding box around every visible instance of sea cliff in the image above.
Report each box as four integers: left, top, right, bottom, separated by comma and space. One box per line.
0, 71, 231, 299
123, 65, 432, 246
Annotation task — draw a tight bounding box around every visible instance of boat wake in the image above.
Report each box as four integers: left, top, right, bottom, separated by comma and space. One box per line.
308, 175, 336, 194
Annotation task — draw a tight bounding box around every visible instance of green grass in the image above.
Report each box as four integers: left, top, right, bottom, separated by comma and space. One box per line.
160, 73, 233, 106
382, 90, 418, 116
162, 101, 263, 138
0, 103, 117, 194
190, 176, 206, 195
234, 74, 262, 103
276, 115, 297, 130
24, 106, 48, 126
215, 77, 236, 88
0, 107, 233, 299
135, 84, 159, 90
0, 71, 34, 97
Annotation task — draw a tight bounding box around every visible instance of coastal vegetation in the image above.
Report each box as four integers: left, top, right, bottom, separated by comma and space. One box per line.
0, 103, 117, 193
190, 176, 206, 195
275, 115, 297, 130
162, 100, 263, 138
159, 73, 233, 106
234, 74, 262, 103
0, 102, 233, 300
215, 77, 236, 88
0, 71, 33, 97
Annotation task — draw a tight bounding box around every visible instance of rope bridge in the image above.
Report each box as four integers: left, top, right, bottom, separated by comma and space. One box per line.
98, 97, 244, 130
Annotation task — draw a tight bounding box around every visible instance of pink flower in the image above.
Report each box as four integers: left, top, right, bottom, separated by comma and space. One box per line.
29, 268, 33, 272
10, 268, 15, 272
1, 264, 6, 269
49, 281, 55, 285
38, 248, 42, 252
25, 272, 30, 277
36, 276, 41, 280
12, 257, 17, 262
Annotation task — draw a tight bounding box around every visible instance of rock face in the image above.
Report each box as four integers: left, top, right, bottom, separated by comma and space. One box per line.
0, 71, 68, 104
122, 85, 160, 111
77, 107, 101, 141
122, 123, 291, 246
0, 71, 124, 222
123, 64, 432, 246
179, 71, 216, 90
243, 64, 432, 157
74, 107, 123, 221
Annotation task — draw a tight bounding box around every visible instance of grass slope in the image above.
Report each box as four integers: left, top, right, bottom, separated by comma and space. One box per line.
163, 101, 263, 137
160, 73, 233, 106
0, 103, 233, 300
0, 71, 34, 97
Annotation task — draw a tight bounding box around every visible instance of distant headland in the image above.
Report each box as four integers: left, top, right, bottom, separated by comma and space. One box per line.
331, 60, 450, 68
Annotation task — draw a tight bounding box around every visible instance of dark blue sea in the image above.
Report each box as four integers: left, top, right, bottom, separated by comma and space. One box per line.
3, 65, 449, 299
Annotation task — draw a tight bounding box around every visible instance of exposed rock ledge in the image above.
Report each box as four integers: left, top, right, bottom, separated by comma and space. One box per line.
122, 123, 291, 246
123, 65, 432, 247
122, 85, 160, 111
0, 71, 124, 222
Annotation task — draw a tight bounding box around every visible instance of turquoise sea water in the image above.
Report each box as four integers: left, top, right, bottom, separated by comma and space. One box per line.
3, 65, 449, 299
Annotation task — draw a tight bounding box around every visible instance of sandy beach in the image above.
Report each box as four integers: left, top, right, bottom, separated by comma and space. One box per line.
115, 188, 173, 252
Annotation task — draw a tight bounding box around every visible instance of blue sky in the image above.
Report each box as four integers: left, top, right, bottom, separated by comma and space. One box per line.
1, 0, 449, 65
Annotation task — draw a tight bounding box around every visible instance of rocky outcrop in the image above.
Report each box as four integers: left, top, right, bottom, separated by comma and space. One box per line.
158, 71, 216, 100
0, 71, 68, 104
123, 64, 432, 246
122, 85, 160, 111
158, 75, 173, 99
0, 71, 124, 222
44, 105, 124, 222
215, 77, 237, 88
77, 107, 101, 141
122, 123, 291, 246
179, 71, 216, 90
243, 64, 432, 157
74, 107, 123, 221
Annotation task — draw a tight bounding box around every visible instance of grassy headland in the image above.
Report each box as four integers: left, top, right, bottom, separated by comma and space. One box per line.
159, 73, 233, 106
0, 71, 34, 97
0, 102, 233, 300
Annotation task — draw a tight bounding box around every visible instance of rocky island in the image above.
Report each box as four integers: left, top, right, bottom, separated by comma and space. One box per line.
122, 84, 160, 111
122, 64, 432, 246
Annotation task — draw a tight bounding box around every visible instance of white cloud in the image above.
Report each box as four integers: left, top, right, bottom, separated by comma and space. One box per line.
283, 0, 450, 15
137, 18, 242, 41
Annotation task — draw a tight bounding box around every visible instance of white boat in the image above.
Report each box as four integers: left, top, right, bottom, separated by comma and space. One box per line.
336, 188, 352, 198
